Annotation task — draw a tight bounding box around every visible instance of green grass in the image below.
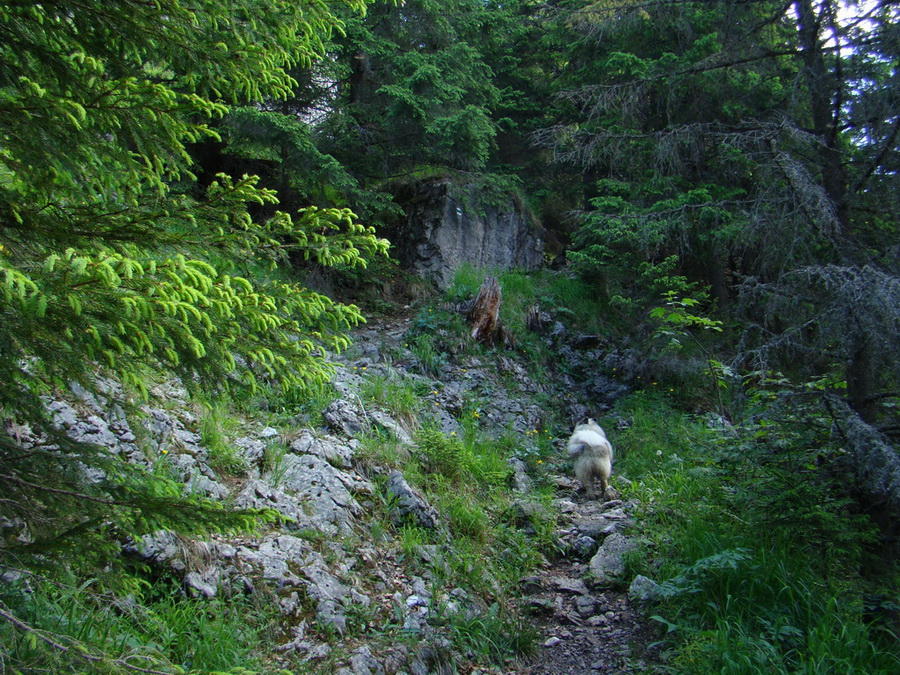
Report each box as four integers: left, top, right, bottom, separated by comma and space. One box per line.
443, 600, 537, 665
362, 414, 558, 667
360, 370, 424, 429
612, 392, 900, 674
275, 379, 339, 424
446, 264, 611, 335
408, 332, 450, 377
197, 399, 247, 476
0, 577, 281, 675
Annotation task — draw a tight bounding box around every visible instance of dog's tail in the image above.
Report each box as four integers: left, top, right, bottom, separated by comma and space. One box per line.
567, 440, 587, 457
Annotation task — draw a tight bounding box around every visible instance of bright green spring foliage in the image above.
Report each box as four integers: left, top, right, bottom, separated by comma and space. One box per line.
0, 0, 386, 396
0, 0, 387, 587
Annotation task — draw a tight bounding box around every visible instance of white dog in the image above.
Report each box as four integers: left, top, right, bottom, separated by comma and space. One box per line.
567, 418, 613, 499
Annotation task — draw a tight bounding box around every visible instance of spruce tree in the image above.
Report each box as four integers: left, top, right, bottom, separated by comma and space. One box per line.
0, 0, 386, 590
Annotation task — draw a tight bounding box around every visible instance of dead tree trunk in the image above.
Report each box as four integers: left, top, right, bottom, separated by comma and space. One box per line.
468, 276, 505, 346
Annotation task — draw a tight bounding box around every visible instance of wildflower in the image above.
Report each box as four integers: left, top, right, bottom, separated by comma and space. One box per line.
537, 460, 543, 464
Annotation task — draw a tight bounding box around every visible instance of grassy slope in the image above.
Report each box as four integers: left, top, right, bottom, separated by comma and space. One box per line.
2, 264, 897, 674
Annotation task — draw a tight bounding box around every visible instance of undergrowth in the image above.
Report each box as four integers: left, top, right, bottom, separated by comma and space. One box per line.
7, 264, 895, 675
355, 412, 555, 667
614, 392, 900, 674
0, 575, 280, 674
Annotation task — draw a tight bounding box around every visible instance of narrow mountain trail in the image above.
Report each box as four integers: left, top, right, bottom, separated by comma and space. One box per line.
351, 312, 664, 674
518, 482, 662, 674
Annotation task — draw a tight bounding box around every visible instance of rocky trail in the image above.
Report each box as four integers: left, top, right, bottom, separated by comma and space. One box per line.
518, 486, 662, 674
350, 315, 665, 674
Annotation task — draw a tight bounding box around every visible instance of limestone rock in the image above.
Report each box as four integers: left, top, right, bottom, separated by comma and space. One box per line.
233, 479, 312, 531
234, 534, 306, 589
509, 457, 533, 493
628, 575, 662, 602
278, 453, 372, 532
323, 398, 368, 437
386, 471, 441, 530
588, 533, 638, 586
369, 410, 414, 445
348, 646, 386, 675
289, 428, 357, 468
385, 178, 543, 289
234, 436, 267, 467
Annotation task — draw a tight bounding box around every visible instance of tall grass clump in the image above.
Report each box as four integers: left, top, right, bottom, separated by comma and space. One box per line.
273, 379, 339, 425
446, 263, 486, 303
196, 397, 246, 476
0, 577, 279, 674
613, 392, 899, 674
361, 371, 424, 429
392, 422, 556, 666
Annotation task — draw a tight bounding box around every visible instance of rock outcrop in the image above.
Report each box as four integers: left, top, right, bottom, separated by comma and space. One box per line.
14, 305, 654, 674
386, 178, 543, 288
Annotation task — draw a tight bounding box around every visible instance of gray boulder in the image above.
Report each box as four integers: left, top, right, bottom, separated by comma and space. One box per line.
289, 428, 357, 468
588, 533, 638, 586
323, 398, 368, 437
278, 453, 372, 532
628, 574, 662, 602
386, 471, 442, 530
234, 479, 311, 531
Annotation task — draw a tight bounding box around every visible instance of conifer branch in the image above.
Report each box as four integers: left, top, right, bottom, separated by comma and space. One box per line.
0, 603, 178, 675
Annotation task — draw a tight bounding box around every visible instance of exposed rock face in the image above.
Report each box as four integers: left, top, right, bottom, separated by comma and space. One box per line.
386, 471, 442, 530
387, 179, 543, 288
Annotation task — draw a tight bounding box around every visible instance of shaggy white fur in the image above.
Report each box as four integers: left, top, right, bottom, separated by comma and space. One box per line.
566, 418, 613, 499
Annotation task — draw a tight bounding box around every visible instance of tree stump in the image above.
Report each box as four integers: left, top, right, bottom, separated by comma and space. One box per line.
468, 276, 504, 345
